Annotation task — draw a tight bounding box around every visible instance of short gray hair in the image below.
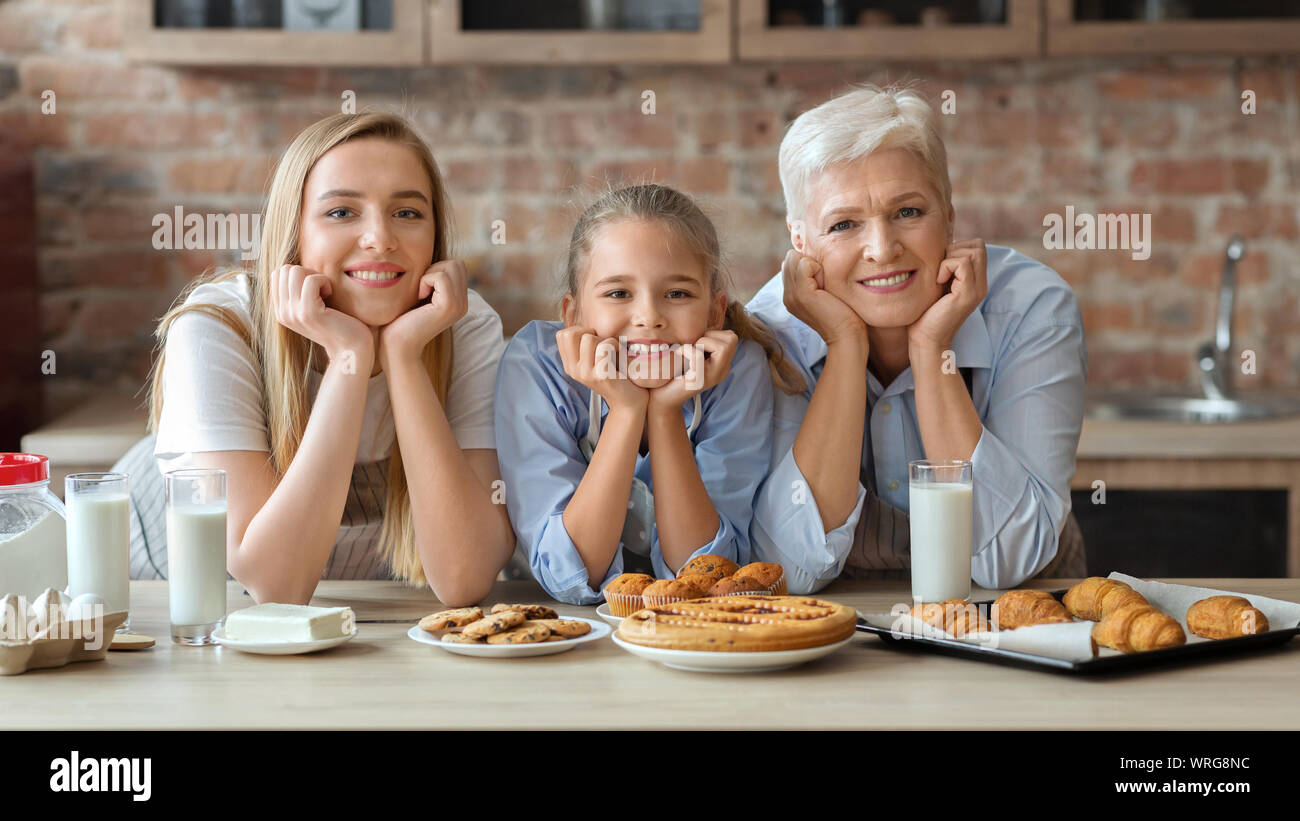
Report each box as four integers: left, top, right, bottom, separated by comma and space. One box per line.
779, 83, 951, 226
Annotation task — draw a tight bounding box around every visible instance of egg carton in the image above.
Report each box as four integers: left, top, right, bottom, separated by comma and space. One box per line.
0, 589, 129, 675
0, 611, 128, 676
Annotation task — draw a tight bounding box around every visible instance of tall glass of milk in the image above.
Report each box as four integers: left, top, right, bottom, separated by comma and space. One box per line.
908, 460, 973, 602
65, 473, 132, 633
165, 469, 228, 645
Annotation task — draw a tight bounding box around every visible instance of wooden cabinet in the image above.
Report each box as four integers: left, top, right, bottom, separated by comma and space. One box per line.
122, 1, 1300, 66
1075, 417, 1300, 577
1046, 0, 1300, 55
122, 0, 425, 65
428, 0, 732, 64
737, 0, 1042, 61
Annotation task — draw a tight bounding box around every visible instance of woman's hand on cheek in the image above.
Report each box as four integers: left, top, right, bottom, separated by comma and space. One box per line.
378, 259, 469, 364
271, 264, 374, 363
555, 326, 648, 413
780, 249, 866, 348
647, 330, 737, 412
907, 239, 988, 352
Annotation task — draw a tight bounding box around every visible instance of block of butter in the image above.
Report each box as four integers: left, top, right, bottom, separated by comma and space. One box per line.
223, 604, 354, 643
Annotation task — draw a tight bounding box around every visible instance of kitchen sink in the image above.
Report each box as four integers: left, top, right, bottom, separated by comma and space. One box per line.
1086, 393, 1300, 423
1086, 236, 1300, 424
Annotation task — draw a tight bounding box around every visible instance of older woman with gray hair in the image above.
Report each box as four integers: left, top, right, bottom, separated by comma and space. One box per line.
747, 84, 1087, 594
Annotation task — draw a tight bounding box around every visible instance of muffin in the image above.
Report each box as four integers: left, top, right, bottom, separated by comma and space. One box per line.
707, 575, 768, 597
603, 573, 655, 617
733, 562, 787, 596
642, 578, 710, 609
676, 574, 719, 597
676, 555, 741, 584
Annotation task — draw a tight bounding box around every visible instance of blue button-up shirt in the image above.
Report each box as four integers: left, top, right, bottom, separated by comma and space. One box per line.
746, 244, 1088, 593
494, 321, 775, 604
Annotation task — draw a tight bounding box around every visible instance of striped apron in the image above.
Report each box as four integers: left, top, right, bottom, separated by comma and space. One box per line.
842, 369, 1086, 581
122, 434, 396, 580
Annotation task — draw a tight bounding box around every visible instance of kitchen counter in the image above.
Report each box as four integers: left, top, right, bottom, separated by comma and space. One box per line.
5, 579, 1297, 731
1079, 415, 1300, 460
1076, 416, 1300, 575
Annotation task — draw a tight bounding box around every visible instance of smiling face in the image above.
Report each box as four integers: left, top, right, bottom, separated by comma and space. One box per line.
792, 147, 954, 330
298, 137, 436, 328
562, 218, 725, 390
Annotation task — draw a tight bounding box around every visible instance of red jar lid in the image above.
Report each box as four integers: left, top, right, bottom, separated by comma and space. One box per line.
0, 453, 50, 486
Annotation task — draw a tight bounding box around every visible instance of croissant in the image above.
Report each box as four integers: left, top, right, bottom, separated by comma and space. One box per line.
1091, 603, 1186, 653
910, 599, 992, 637
1186, 596, 1269, 639
991, 589, 1074, 630
1063, 577, 1147, 621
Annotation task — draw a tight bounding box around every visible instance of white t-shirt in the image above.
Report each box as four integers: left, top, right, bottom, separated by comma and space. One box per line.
154, 274, 505, 472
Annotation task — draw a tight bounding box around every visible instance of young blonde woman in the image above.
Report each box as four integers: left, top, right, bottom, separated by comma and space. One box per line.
125, 112, 514, 606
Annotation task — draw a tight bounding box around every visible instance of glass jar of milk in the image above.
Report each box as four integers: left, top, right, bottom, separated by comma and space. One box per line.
0, 453, 69, 602
65, 473, 132, 633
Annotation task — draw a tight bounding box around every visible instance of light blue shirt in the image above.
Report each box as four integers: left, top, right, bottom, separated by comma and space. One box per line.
746, 244, 1088, 594
494, 321, 775, 605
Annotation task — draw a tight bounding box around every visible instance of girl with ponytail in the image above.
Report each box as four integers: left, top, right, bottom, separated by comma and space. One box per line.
493, 183, 802, 605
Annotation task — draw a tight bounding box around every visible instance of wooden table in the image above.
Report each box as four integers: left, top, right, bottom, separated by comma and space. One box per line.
5, 579, 1298, 731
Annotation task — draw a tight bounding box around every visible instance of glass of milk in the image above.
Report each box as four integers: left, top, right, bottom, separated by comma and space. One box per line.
908, 460, 973, 602
165, 469, 228, 645
65, 473, 132, 633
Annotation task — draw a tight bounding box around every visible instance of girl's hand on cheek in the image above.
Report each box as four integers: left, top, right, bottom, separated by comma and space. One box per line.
271, 264, 373, 363
556, 326, 648, 413
647, 330, 737, 412
379, 259, 469, 363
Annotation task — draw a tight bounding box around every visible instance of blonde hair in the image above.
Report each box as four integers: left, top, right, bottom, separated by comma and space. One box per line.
779, 82, 951, 225
563, 183, 804, 395
145, 111, 455, 586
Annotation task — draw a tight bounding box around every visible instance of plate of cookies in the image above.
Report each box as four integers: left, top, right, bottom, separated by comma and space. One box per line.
408, 603, 610, 658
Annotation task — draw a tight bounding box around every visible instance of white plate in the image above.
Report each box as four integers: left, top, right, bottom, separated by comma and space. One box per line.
610, 633, 856, 673
212, 627, 357, 655
407, 616, 610, 658
595, 603, 623, 626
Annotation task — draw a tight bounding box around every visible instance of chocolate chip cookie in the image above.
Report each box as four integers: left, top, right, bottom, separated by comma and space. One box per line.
440, 631, 485, 644
419, 607, 484, 633
460, 609, 526, 639
490, 603, 559, 620
485, 622, 552, 644
534, 618, 591, 638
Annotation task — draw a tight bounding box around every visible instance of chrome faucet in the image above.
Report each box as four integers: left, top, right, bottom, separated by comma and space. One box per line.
1195, 235, 1246, 400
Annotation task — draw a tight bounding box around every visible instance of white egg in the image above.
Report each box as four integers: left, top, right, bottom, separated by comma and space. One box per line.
29, 588, 70, 634
0, 594, 26, 641
65, 593, 106, 623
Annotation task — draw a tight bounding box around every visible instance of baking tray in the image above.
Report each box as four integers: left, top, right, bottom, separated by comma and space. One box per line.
855, 589, 1300, 675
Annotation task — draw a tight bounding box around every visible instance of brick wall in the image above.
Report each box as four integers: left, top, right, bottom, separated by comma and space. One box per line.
2, 0, 1298, 425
